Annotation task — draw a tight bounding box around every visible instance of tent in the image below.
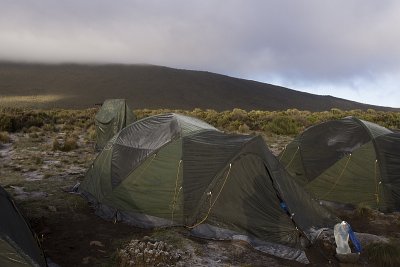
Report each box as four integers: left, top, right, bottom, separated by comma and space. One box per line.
0, 186, 47, 267
95, 99, 136, 150
279, 116, 400, 212
79, 113, 337, 262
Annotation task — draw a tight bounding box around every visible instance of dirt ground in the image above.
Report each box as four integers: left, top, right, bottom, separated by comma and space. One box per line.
0, 128, 398, 266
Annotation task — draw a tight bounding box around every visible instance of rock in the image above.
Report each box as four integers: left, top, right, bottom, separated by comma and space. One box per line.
89, 240, 105, 247
48, 206, 57, 212
315, 229, 336, 256
355, 232, 389, 246
117, 238, 183, 267
335, 252, 359, 263
81, 256, 91, 264
142, 236, 151, 242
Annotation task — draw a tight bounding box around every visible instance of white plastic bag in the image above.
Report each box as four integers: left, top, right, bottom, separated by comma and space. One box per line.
334, 221, 351, 254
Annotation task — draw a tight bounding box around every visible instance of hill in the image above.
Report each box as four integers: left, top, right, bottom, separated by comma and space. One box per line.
0, 62, 396, 111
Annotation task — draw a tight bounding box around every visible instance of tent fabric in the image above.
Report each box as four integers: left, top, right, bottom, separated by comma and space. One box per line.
279, 116, 400, 212
95, 99, 136, 150
79, 113, 338, 262
0, 186, 47, 267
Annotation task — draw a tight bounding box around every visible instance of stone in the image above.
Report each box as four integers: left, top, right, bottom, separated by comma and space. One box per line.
335, 252, 359, 263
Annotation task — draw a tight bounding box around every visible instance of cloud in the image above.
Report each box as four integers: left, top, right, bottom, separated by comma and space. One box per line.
0, 0, 399, 107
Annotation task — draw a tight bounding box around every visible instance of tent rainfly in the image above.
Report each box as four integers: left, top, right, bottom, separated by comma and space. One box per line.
0, 186, 47, 267
79, 113, 338, 263
279, 116, 400, 212
95, 99, 136, 150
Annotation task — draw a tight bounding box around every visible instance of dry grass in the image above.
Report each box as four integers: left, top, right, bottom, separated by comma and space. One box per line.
62, 137, 79, 152
0, 95, 67, 108
0, 131, 10, 143
366, 241, 400, 267
52, 138, 61, 151
52, 136, 79, 152
355, 204, 376, 219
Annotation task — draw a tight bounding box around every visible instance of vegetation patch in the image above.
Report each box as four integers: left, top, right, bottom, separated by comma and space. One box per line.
366, 241, 400, 267
355, 204, 376, 219
117, 237, 183, 267
52, 136, 79, 152
0, 131, 10, 144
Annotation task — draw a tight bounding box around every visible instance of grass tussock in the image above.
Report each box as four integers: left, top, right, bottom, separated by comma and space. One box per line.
52, 138, 61, 151
0, 131, 10, 144
52, 136, 79, 152
366, 241, 400, 267
355, 204, 376, 219
62, 137, 79, 151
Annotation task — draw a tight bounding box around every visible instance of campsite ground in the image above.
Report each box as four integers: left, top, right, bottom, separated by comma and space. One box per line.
0, 114, 399, 266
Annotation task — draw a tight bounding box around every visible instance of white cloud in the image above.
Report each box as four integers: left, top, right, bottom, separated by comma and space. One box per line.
0, 0, 400, 107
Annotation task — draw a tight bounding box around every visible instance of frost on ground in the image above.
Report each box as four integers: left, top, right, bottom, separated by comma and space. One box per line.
0, 129, 399, 266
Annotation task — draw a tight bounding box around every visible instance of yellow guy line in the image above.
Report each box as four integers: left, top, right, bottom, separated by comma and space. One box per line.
374, 159, 380, 206
171, 160, 182, 223
186, 163, 232, 229
321, 153, 352, 199
135, 153, 157, 180
285, 146, 299, 169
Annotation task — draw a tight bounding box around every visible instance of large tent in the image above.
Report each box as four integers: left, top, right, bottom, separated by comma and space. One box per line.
279, 116, 400, 212
0, 186, 47, 267
79, 113, 337, 262
95, 99, 136, 150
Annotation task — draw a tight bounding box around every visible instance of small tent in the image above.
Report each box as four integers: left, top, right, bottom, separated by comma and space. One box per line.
279, 116, 400, 212
79, 113, 337, 262
95, 99, 136, 150
0, 186, 47, 267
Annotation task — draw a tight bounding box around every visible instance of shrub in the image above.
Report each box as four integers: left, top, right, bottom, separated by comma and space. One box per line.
231, 108, 248, 121
265, 116, 300, 135
0, 132, 10, 144
0, 116, 13, 132
87, 126, 96, 141
355, 204, 375, 219
62, 137, 79, 152
238, 123, 250, 133
28, 126, 41, 133
34, 156, 43, 165
52, 136, 79, 151
29, 132, 39, 139
0, 110, 49, 132
52, 138, 61, 151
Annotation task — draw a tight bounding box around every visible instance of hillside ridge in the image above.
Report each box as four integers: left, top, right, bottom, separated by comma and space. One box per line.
0, 62, 396, 111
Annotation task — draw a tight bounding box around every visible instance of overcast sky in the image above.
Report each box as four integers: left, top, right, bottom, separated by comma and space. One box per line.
1, 0, 400, 108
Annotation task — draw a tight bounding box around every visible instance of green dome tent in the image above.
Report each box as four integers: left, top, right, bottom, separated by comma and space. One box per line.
279, 116, 400, 212
79, 113, 337, 263
95, 99, 136, 150
0, 186, 47, 267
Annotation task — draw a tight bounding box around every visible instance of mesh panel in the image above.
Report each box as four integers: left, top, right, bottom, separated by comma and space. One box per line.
375, 133, 400, 211
182, 131, 255, 220
110, 113, 217, 188
111, 114, 180, 187
299, 118, 371, 181
175, 114, 217, 136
